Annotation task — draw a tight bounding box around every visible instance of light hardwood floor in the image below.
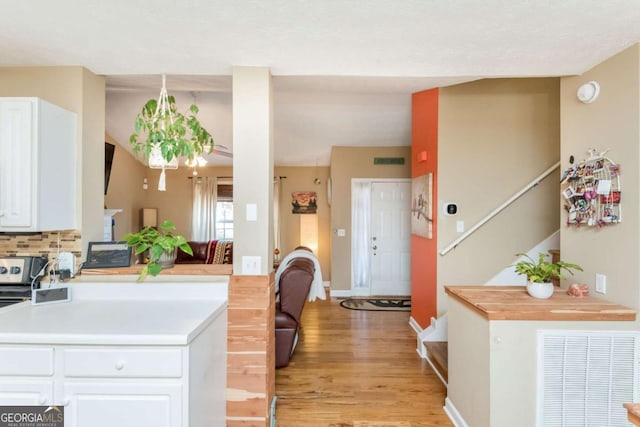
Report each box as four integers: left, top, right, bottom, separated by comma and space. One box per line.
275, 295, 453, 427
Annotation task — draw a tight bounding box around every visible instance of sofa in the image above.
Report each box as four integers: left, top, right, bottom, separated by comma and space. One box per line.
175, 240, 233, 264
275, 257, 315, 368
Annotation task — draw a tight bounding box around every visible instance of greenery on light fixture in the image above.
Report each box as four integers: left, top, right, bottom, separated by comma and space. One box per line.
123, 220, 193, 282
128, 75, 215, 178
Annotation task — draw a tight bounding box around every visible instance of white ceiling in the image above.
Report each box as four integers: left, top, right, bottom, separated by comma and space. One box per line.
2, 0, 640, 166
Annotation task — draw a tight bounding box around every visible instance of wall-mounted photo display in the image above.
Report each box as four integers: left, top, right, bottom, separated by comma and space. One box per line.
561, 149, 621, 227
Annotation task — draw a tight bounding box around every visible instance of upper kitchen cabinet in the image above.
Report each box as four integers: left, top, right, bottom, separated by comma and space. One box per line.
0, 98, 77, 232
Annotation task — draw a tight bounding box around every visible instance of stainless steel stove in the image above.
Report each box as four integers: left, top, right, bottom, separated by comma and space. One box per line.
0, 256, 47, 306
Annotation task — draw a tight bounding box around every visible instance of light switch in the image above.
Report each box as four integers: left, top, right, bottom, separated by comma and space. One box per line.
337, 228, 346, 237
595, 273, 606, 294
456, 221, 464, 233
246, 204, 257, 221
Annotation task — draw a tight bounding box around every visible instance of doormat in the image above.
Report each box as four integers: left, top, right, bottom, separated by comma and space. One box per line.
339, 298, 411, 311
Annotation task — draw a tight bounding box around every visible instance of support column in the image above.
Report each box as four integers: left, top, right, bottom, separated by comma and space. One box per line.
227, 66, 275, 427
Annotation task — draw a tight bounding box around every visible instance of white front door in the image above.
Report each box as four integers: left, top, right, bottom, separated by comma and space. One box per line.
369, 181, 411, 296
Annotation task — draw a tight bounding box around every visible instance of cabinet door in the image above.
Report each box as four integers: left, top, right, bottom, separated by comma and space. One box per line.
0, 380, 53, 405
0, 100, 34, 228
62, 382, 182, 427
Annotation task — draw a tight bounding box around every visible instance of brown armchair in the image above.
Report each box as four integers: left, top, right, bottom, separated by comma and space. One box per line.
275, 257, 314, 368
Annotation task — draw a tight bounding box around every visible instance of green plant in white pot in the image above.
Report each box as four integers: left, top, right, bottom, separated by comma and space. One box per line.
123, 220, 193, 282
514, 253, 583, 299
128, 75, 214, 191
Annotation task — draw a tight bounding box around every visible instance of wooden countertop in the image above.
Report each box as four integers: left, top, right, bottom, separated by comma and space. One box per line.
81, 264, 233, 276
445, 285, 636, 321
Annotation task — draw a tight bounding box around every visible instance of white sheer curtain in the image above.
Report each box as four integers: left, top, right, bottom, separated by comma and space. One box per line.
192, 176, 217, 241
273, 178, 282, 256
351, 181, 371, 290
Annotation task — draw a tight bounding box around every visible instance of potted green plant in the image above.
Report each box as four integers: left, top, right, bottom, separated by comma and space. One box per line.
514, 252, 583, 299
128, 75, 215, 191
123, 220, 193, 282
129, 96, 214, 164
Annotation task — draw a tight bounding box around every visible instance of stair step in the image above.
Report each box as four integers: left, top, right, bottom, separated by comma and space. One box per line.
425, 341, 448, 384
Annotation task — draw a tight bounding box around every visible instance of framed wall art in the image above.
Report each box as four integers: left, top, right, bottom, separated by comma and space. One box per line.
411, 173, 433, 238
291, 191, 318, 214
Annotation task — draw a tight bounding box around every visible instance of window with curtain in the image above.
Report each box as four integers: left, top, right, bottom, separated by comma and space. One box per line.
215, 183, 233, 240
192, 178, 234, 241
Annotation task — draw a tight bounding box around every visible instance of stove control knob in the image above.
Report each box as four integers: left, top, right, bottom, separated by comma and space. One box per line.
0, 267, 6, 274
9, 266, 20, 275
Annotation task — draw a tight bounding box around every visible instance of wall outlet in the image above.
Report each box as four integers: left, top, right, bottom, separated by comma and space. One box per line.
595, 273, 606, 294
58, 252, 75, 277
242, 256, 261, 275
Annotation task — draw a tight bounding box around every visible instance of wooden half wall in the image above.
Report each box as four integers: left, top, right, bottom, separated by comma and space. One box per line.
227, 274, 275, 426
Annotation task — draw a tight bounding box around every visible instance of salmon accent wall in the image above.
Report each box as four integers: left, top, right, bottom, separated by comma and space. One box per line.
411, 89, 438, 328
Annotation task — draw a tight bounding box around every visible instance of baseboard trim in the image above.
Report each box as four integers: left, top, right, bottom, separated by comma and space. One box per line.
409, 316, 423, 334
409, 316, 427, 358
444, 397, 470, 427
330, 289, 352, 298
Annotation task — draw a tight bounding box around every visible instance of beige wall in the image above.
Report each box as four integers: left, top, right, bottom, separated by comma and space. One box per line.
143, 167, 234, 237
104, 134, 147, 240
275, 166, 331, 280
80, 68, 107, 249
436, 78, 560, 314
106, 161, 333, 279
560, 44, 640, 312
330, 146, 411, 292
0, 66, 105, 257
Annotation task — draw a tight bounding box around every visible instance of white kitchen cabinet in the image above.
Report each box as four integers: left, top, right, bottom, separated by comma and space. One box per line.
0, 380, 53, 405
0, 282, 228, 427
0, 97, 77, 231
0, 346, 185, 426
63, 379, 182, 427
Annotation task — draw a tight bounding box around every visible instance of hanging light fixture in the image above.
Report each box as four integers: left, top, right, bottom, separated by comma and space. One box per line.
185, 156, 208, 176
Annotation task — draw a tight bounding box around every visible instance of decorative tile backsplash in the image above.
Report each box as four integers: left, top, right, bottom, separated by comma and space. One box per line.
0, 231, 82, 261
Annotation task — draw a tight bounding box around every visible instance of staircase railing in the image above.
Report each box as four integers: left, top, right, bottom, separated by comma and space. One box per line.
439, 161, 561, 256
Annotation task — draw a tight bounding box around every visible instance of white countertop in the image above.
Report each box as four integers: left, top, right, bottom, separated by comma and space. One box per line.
0, 281, 228, 346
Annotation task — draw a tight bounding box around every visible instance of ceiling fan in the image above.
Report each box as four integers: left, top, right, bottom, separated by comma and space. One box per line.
211, 144, 233, 158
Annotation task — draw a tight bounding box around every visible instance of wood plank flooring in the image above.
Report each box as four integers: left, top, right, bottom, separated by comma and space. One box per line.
275, 295, 453, 427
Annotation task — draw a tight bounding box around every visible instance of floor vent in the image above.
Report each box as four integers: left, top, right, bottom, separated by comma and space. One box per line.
538, 331, 639, 427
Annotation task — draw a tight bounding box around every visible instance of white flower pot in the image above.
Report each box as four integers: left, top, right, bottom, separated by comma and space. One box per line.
526, 281, 554, 299
157, 249, 177, 269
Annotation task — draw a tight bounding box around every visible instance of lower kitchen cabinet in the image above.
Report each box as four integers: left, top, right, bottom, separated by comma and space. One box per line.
0, 380, 53, 405
0, 283, 228, 427
63, 381, 182, 427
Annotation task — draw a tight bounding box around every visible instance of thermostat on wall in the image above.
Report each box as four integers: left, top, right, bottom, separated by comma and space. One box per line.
443, 203, 458, 216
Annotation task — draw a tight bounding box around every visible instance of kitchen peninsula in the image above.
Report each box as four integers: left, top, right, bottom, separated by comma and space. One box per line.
445, 285, 637, 427
0, 281, 228, 427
